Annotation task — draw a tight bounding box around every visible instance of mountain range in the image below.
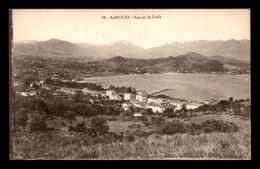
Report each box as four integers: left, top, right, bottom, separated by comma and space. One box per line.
13, 39, 250, 61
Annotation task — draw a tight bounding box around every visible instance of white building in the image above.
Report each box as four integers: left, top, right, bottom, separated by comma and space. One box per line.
106, 90, 116, 98
147, 97, 161, 104
21, 91, 37, 96
137, 91, 147, 95
122, 102, 133, 111
82, 88, 89, 95
21, 92, 30, 96
147, 104, 165, 113
110, 95, 122, 101
136, 94, 147, 102
60, 88, 76, 95
124, 93, 135, 100
186, 104, 201, 110
30, 83, 34, 88
134, 113, 143, 117
133, 101, 148, 109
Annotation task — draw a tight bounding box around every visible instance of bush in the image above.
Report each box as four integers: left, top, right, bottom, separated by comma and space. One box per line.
88, 117, 110, 136
30, 119, 53, 132
69, 121, 87, 133
157, 119, 239, 135
158, 120, 190, 135
151, 116, 164, 126
163, 107, 175, 117
15, 108, 30, 130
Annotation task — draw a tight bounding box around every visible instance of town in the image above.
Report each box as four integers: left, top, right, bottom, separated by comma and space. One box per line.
13, 73, 219, 118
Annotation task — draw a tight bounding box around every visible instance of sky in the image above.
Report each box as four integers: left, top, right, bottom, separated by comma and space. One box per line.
12, 9, 250, 49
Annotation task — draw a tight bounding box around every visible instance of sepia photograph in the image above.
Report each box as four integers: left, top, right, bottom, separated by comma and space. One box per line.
9, 9, 251, 160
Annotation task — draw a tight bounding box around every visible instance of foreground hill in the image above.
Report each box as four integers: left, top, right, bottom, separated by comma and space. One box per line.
13, 39, 250, 61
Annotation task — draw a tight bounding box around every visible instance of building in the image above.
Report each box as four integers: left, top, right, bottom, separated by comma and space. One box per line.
60, 88, 76, 95
82, 88, 89, 95
133, 101, 148, 109
136, 94, 147, 102
122, 102, 133, 111
13, 82, 20, 86
110, 95, 122, 101
29, 83, 34, 88
124, 93, 135, 100
186, 103, 201, 110
134, 113, 143, 117
147, 97, 161, 104
21, 92, 30, 96
106, 90, 116, 98
147, 104, 165, 113
21, 90, 37, 96
137, 91, 147, 95
72, 78, 78, 82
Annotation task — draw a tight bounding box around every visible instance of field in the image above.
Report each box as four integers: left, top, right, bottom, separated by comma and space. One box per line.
11, 113, 251, 160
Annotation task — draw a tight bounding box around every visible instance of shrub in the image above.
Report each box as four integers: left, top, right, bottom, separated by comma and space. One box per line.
14, 108, 30, 130
201, 119, 239, 133
88, 117, 110, 136
30, 119, 53, 132
157, 119, 239, 135
163, 107, 175, 117
158, 120, 190, 135
69, 121, 87, 133
151, 116, 164, 126
146, 108, 153, 115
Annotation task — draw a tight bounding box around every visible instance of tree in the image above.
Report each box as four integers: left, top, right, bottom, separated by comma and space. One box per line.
146, 108, 153, 115
89, 117, 109, 136
74, 91, 84, 103
163, 107, 175, 117
229, 97, 234, 102
109, 85, 116, 90
129, 105, 135, 113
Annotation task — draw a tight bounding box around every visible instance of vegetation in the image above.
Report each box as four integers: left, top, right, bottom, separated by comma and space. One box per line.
88, 117, 110, 136
194, 97, 251, 118
45, 79, 105, 91
109, 85, 137, 94
14, 108, 30, 130
12, 132, 251, 159
29, 116, 53, 133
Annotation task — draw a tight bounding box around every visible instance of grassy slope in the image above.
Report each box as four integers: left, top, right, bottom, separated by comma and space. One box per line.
12, 132, 250, 160
11, 114, 251, 160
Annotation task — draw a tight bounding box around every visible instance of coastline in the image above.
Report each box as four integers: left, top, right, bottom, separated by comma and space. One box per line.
78, 72, 251, 80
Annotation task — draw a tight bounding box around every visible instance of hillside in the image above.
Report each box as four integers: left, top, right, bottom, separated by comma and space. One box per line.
86, 52, 250, 74
13, 39, 250, 61
13, 39, 105, 60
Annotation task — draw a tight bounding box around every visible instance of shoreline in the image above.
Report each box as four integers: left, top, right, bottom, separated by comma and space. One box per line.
78, 72, 251, 80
